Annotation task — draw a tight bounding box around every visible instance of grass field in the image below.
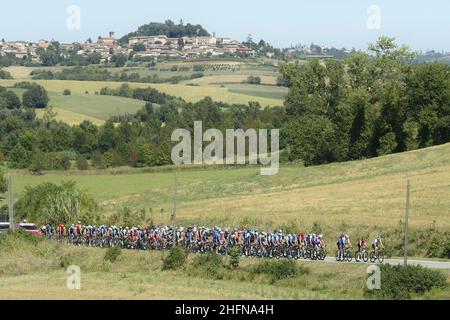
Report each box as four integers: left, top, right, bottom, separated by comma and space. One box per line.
227, 84, 288, 100
7, 143, 450, 243
46, 92, 145, 120
0, 234, 447, 300
8, 87, 146, 125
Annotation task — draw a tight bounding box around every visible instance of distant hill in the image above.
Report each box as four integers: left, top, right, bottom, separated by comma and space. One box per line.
415, 51, 450, 65
119, 20, 210, 45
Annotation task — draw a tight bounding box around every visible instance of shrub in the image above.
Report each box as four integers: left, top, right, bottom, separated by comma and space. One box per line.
76, 154, 88, 170
60, 254, 73, 269
63, 89, 71, 96
91, 151, 105, 169
162, 246, 188, 271
445, 241, 450, 259
193, 64, 205, 72
61, 155, 71, 170
0, 69, 13, 79
192, 253, 224, 279
104, 246, 122, 263
251, 260, 308, 282
245, 76, 261, 84
227, 246, 241, 269
364, 264, 447, 299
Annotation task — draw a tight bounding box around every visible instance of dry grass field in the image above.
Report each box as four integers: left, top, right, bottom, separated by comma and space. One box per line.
8, 143, 450, 240
0, 237, 447, 300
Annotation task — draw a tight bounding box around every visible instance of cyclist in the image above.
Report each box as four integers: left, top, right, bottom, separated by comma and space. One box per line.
372, 236, 383, 255
336, 234, 346, 259
357, 237, 367, 252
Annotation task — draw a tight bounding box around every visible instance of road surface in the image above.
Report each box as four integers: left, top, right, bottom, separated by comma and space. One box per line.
303, 257, 450, 269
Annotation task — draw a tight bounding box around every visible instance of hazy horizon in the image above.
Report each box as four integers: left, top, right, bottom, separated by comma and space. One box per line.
1, 0, 449, 52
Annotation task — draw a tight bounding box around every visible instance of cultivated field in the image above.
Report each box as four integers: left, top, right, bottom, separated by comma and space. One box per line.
0, 79, 284, 107
0, 60, 286, 108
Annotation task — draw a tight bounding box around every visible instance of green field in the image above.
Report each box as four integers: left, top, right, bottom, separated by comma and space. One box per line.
46, 92, 145, 120
227, 84, 288, 100
8, 87, 146, 125
8, 143, 450, 244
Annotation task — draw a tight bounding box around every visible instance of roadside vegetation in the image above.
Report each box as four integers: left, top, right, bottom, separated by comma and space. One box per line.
0, 231, 447, 299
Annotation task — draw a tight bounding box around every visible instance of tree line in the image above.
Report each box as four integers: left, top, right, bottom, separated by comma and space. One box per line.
0, 82, 285, 172
119, 20, 210, 46
280, 37, 450, 165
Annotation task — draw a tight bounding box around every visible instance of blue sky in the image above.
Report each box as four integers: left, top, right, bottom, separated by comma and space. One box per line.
1, 0, 449, 51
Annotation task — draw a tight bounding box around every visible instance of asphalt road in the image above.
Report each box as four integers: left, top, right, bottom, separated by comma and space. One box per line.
304, 257, 450, 269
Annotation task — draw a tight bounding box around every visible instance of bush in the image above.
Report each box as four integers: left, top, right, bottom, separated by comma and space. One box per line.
91, 151, 105, 169
104, 246, 122, 263
227, 246, 241, 269
193, 64, 205, 72
0, 69, 13, 79
192, 253, 225, 280
245, 76, 261, 84
251, 260, 309, 282
364, 264, 447, 299
60, 254, 73, 268
162, 246, 188, 271
76, 154, 88, 170
63, 89, 71, 96
445, 242, 450, 259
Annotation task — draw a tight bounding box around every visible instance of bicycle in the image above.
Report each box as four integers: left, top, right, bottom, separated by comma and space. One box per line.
355, 247, 369, 262
336, 246, 352, 262
369, 249, 384, 263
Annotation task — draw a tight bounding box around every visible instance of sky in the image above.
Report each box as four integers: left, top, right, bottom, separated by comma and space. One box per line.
1, 0, 449, 52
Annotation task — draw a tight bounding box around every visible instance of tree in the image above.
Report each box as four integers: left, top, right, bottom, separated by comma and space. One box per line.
61, 155, 71, 171
132, 43, 146, 52
88, 52, 102, 64
2, 91, 21, 109
91, 151, 106, 169
76, 154, 88, 170
7, 143, 31, 169
0, 170, 7, 194
22, 85, 49, 108
29, 149, 47, 175
111, 53, 127, 67
37, 42, 62, 66
282, 115, 337, 166
14, 181, 97, 225
0, 69, 13, 79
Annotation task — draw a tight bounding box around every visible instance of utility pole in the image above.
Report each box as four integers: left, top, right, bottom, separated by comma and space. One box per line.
404, 179, 410, 266
8, 174, 15, 231
171, 171, 177, 227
